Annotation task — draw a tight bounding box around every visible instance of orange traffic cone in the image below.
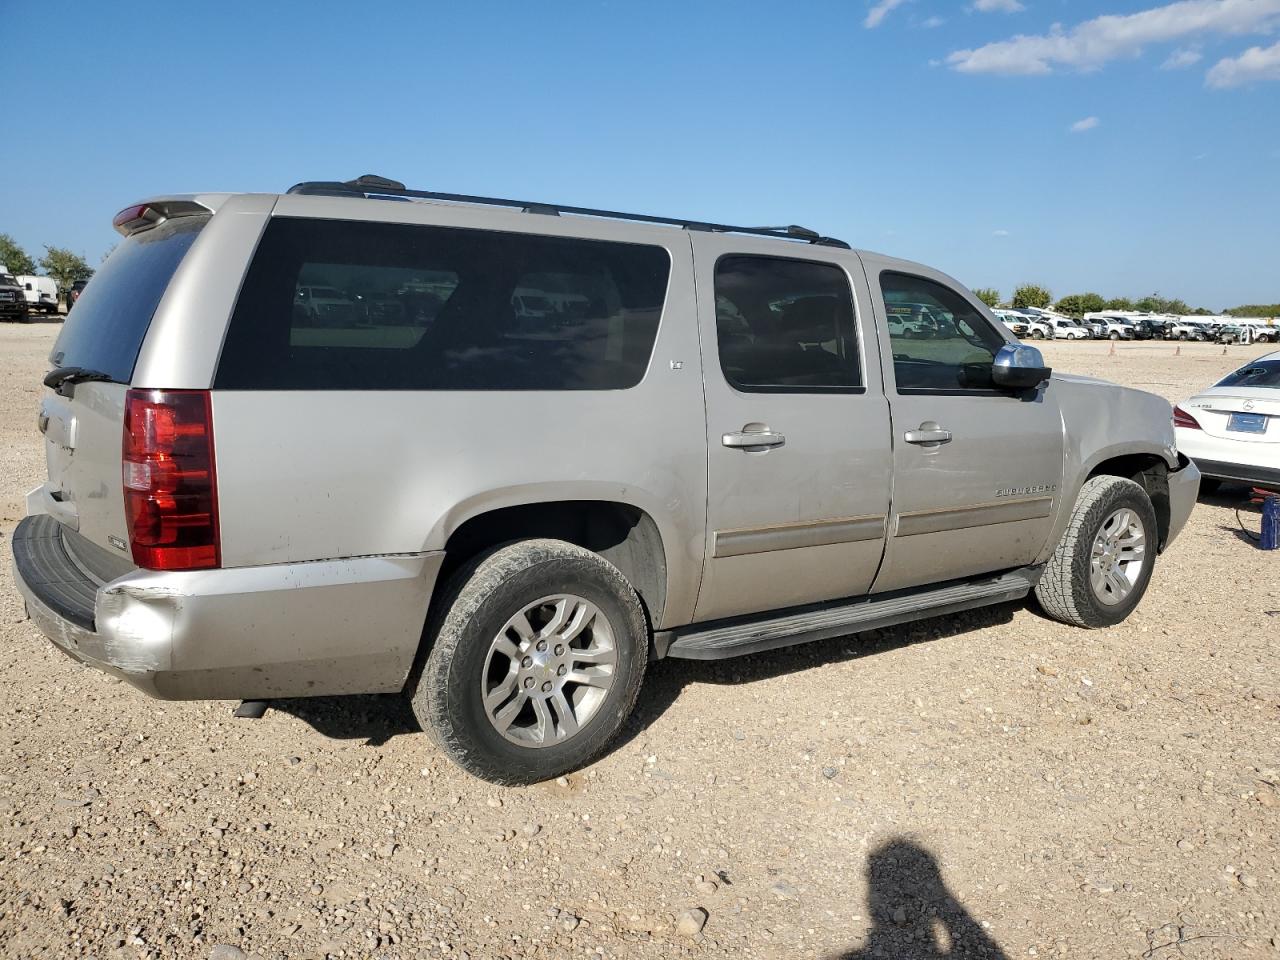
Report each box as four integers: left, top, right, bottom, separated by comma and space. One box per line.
1174, 344, 1181, 356
1109, 340, 1116, 356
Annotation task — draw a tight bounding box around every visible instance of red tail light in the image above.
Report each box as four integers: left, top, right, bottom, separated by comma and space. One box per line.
123, 389, 220, 570
1172, 404, 1201, 430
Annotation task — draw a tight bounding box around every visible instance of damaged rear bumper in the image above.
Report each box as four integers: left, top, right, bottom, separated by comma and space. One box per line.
12, 514, 443, 700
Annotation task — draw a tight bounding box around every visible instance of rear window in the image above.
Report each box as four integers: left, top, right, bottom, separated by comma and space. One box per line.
214, 218, 671, 391
49, 217, 207, 382
1215, 359, 1280, 388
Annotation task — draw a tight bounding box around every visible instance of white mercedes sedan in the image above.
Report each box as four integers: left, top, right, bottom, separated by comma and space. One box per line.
1175, 351, 1280, 491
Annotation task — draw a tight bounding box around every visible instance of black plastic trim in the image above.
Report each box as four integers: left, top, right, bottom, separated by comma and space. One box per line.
12, 515, 98, 632
1191, 458, 1280, 489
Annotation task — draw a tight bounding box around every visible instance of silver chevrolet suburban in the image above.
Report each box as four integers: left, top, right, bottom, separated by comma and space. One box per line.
11, 175, 1199, 784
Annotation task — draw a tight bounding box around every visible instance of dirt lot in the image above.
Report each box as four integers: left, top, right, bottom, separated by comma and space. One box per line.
1, 326, 1277, 960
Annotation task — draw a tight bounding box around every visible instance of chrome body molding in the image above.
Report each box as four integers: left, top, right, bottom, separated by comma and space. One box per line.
712, 514, 886, 559
895, 496, 1053, 538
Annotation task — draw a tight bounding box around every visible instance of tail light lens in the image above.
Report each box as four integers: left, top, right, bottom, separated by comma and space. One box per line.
123, 389, 220, 570
1172, 404, 1201, 430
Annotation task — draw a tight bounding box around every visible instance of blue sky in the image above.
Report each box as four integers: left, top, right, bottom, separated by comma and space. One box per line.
2, 0, 1277, 309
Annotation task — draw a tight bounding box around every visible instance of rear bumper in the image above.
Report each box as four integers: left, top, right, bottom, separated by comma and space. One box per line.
1189, 459, 1280, 490
1175, 427, 1280, 490
12, 514, 443, 700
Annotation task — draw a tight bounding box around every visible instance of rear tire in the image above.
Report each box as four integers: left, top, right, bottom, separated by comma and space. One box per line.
1035, 476, 1157, 628
411, 539, 649, 785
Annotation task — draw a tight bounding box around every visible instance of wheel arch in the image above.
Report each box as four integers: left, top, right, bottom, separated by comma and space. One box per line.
1086, 452, 1173, 550
427, 489, 676, 632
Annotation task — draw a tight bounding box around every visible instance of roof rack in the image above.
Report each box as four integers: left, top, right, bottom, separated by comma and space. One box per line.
286, 174, 850, 249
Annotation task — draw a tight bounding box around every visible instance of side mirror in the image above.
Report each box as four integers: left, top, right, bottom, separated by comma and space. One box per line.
992, 343, 1051, 390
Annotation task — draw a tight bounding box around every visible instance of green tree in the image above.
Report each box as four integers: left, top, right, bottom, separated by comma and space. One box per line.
1226, 303, 1280, 317
1103, 297, 1135, 311
0, 234, 37, 275
971, 287, 1001, 308
1054, 292, 1105, 318
1134, 292, 1190, 315
38, 245, 93, 291
1012, 283, 1052, 309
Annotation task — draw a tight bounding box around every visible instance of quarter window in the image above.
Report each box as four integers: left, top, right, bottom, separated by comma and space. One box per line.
216, 218, 671, 391
880, 272, 1006, 393
713, 255, 861, 392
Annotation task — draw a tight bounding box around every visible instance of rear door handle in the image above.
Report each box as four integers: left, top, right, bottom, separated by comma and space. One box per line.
723, 428, 786, 450
904, 422, 952, 445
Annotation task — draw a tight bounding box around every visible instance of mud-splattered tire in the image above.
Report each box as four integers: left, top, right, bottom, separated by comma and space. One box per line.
1035, 476, 1158, 628
411, 539, 649, 785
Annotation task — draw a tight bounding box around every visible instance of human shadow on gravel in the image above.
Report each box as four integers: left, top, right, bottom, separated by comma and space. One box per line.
831, 839, 1010, 960
270, 601, 1017, 752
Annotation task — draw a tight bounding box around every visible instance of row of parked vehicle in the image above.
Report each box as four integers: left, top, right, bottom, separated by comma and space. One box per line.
992, 307, 1278, 344
0, 267, 87, 321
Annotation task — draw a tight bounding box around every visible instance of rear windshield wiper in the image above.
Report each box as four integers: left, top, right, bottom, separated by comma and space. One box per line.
43, 366, 116, 394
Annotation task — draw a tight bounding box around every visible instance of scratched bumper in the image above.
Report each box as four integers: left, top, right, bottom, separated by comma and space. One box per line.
12, 515, 444, 700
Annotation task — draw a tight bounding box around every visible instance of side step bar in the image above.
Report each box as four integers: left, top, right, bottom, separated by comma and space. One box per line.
658, 568, 1038, 661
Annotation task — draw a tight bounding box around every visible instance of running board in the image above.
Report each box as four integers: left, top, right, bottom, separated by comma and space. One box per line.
658, 568, 1037, 661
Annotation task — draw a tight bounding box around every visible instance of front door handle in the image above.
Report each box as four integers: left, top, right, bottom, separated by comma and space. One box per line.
904, 422, 952, 445
723, 426, 786, 450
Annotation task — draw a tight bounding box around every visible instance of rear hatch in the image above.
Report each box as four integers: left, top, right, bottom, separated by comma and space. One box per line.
37, 214, 209, 562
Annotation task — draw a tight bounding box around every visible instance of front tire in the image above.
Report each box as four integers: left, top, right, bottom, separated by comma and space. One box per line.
411, 539, 649, 785
1035, 476, 1158, 628
1109, 331, 1120, 340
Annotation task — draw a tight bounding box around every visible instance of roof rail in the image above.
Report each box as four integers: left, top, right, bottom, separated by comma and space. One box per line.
285, 175, 850, 249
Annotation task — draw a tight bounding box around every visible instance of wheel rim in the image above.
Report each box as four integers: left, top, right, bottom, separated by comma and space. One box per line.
1089, 508, 1147, 605
481, 594, 618, 748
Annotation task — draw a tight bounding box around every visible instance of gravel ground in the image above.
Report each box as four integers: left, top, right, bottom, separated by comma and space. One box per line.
1, 327, 1277, 960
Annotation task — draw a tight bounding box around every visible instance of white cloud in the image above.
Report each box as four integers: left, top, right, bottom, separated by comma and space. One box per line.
947, 0, 1280, 75
1162, 45, 1204, 66
922, 15, 946, 27
973, 0, 1026, 12
993, 229, 1011, 236
1070, 115, 1101, 131
865, 0, 908, 28
1206, 39, 1280, 84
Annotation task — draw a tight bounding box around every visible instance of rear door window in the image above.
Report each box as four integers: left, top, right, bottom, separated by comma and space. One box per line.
713, 254, 861, 392
215, 218, 671, 391
49, 216, 207, 382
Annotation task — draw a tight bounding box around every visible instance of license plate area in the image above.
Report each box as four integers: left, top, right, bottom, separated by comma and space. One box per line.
1227, 412, 1268, 434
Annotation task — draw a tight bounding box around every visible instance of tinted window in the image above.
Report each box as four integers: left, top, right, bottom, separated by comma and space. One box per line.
216, 218, 670, 390
713, 255, 860, 392
1216, 359, 1280, 388
49, 216, 207, 383
880, 272, 1006, 392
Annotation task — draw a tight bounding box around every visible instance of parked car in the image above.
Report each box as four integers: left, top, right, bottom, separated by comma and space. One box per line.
1094, 315, 1137, 341
1254, 325, 1280, 344
18, 275, 59, 314
0, 271, 31, 322
1217, 323, 1262, 345
1044, 316, 1089, 340
1165, 319, 1213, 341
11, 176, 1199, 784
66, 279, 88, 312
992, 309, 1030, 337
1174, 351, 1280, 491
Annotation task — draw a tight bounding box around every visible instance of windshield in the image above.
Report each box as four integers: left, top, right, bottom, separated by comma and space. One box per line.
50, 216, 207, 382
1, 274, 17, 286
1216, 360, 1280, 388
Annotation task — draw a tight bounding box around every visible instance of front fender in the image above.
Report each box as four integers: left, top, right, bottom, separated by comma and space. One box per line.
1036, 377, 1179, 563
